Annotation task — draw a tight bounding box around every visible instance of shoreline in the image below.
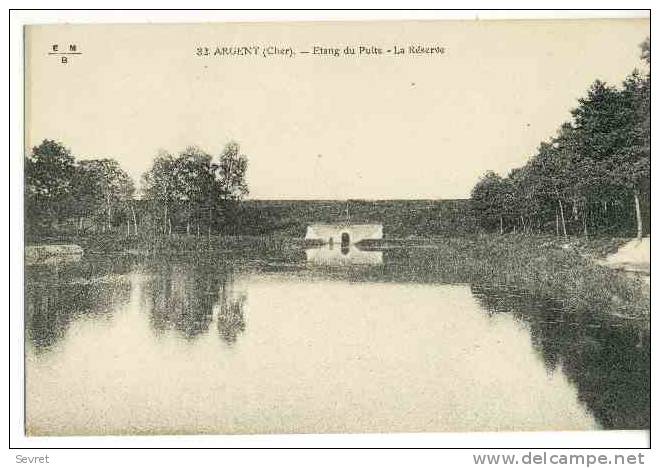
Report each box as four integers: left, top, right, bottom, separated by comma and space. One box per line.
25, 233, 650, 323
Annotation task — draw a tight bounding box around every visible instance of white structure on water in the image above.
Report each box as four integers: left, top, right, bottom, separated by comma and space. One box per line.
305, 224, 383, 245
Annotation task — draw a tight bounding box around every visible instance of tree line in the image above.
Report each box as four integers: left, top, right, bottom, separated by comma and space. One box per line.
471, 38, 650, 239
25, 139, 249, 239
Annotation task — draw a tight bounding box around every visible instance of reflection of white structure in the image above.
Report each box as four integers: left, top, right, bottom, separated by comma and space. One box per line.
306, 246, 383, 266
305, 224, 383, 245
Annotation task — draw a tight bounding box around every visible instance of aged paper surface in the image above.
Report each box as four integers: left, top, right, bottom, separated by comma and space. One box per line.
24, 19, 650, 436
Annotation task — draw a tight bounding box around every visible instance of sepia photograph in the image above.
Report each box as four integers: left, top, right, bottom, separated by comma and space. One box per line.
19, 13, 650, 443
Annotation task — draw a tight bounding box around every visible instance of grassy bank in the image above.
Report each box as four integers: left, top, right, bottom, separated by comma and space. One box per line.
28, 233, 305, 256
382, 235, 649, 320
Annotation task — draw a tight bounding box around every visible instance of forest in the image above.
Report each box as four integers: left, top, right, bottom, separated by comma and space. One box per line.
24, 140, 249, 240
471, 38, 650, 239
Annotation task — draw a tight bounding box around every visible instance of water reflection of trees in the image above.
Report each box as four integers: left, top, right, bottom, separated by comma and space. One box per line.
146, 260, 246, 344
27, 254, 250, 352
147, 263, 216, 339
217, 276, 246, 345
25, 257, 134, 352
471, 283, 650, 430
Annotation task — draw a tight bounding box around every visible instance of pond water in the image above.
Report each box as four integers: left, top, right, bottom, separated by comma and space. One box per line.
25, 246, 649, 436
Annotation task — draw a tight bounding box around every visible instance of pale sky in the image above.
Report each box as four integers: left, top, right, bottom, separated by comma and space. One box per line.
25, 19, 649, 199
